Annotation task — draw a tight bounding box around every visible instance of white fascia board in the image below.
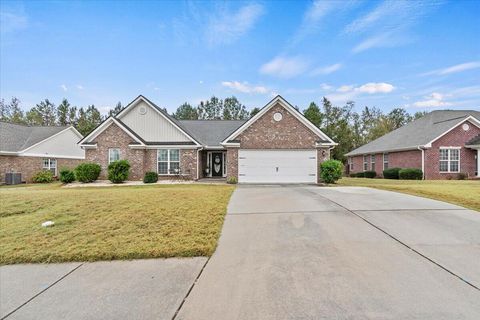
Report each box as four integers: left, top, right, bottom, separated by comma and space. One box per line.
79, 117, 145, 146
221, 96, 335, 144
20, 127, 77, 154
465, 144, 480, 149
345, 145, 422, 156
117, 96, 201, 146
0, 151, 19, 155
220, 142, 240, 148
18, 153, 85, 159
129, 144, 199, 150
424, 116, 480, 148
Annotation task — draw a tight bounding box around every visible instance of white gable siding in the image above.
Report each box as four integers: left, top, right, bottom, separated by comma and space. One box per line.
119, 101, 190, 142
23, 128, 84, 159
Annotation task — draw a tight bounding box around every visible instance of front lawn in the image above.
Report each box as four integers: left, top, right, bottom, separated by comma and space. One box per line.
338, 177, 479, 212
0, 183, 235, 264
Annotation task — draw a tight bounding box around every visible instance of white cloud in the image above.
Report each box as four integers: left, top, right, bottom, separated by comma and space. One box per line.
320, 83, 334, 91
311, 63, 342, 75
221, 81, 268, 94
337, 85, 354, 93
76, 85, 84, 90
0, 10, 28, 34
60, 84, 68, 92
351, 32, 411, 53
422, 61, 480, 76
259, 56, 309, 79
356, 82, 395, 94
206, 3, 264, 45
412, 92, 452, 108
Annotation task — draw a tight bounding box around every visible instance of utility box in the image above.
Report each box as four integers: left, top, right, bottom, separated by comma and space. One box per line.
5, 173, 22, 185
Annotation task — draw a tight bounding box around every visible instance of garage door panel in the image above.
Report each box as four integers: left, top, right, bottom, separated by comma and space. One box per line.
238, 150, 316, 184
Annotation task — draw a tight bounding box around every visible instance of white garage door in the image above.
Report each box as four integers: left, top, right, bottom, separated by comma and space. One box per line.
238, 150, 317, 184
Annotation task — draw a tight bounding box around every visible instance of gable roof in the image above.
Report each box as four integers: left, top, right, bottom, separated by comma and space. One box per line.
78, 116, 146, 146
221, 95, 336, 145
0, 121, 82, 153
179, 120, 246, 146
345, 110, 480, 156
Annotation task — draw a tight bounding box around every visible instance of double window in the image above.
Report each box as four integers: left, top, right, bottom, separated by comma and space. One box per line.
383, 153, 389, 170
158, 149, 180, 175
439, 148, 460, 173
43, 158, 57, 175
363, 155, 369, 171
109, 148, 121, 163
371, 155, 376, 171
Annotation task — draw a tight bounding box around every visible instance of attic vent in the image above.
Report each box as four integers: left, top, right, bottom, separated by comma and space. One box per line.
139, 106, 147, 115
462, 123, 470, 131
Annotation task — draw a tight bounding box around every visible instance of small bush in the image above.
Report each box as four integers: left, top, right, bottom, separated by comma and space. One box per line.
59, 169, 75, 183
383, 167, 402, 179
143, 171, 158, 183
349, 173, 357, 178
108, 160, 130, 183
32, 170, 54, 183
399, 168, 423, 180
457, 173, 467, 180
320, 160, 344, 184
227, 176, 238, 184
364, 171, 377, 179
355, 172, 365, 178
75, 163, 101, 183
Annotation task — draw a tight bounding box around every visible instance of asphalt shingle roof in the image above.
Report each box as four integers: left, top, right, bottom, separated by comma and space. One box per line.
179, 120, 246, 146
467, 134, 480, 146
0, 121, 69, 152
345, 110, 480, 156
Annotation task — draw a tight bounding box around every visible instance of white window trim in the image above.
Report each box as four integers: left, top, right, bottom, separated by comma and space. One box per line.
348, 157, 353, 171
108, 148, 121, 164
439, 147, 461, 173
43, 158, 57, 176
363, 155, 369, 172
157, 149, 180, 175
383, 153, 389, 170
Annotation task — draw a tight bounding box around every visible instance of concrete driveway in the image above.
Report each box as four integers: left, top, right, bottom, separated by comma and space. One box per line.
177, 185, 480, 319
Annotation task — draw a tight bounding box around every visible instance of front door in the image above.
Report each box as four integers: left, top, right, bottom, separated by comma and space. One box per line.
211, 152, 223, 177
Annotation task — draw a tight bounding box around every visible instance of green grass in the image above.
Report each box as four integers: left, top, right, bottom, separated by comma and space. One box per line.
338, 177, 480, 212
0, 183, 235, 264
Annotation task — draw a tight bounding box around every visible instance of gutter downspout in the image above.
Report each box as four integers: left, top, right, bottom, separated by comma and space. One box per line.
417, 146, 425, 180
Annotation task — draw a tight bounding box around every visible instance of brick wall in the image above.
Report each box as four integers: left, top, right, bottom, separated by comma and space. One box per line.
0, 155, 82, 183
349, 150, 422, 177
226, 147, 238, 181
85, 123, 198, 181
425, 120, 479, 179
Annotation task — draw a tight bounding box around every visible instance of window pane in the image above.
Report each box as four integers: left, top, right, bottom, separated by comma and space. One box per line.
440, 161, 449, 172
450, 149, 459, 160
384, 163, 389, 170
158, 150, 168, 161
49, 168, 56, 175
439, 149, 448, 161
43, 159, 49, 168
383, 153, 388, 161
158, 162, 168, 174
371, 163, 375, 171
371, 155, 375, 162
50, 159, 57, 168
170, 162, 180, 173
170, 149, 179, 161
450, 161, 459, 172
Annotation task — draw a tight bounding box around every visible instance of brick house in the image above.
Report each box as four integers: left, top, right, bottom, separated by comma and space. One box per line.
0, 122, 85, 183
79, 95, 337, 184
345, 110, 480, 179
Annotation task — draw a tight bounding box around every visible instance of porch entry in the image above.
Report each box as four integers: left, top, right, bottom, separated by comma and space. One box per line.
206, 151, 227, 177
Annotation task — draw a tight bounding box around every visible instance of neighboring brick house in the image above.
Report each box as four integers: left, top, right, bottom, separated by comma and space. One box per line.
345, 110, 480, 179
0, 122, 85, 183
79, 95, 337, 184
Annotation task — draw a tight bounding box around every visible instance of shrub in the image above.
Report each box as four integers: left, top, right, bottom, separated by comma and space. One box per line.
383, 167, 402, 179
108, 160, 130, 183
320, 160, 344, 184
349, 173, 357, 178
355, 172, 365, 178
143, 171, 158, 183
32, 170, 54, 183
457, 172, 467, 180
59, 169, 75, 183
227, 176, 238, 184
364, 171, 377, 179
399, 168, 423, 180
75, 163, 101, 183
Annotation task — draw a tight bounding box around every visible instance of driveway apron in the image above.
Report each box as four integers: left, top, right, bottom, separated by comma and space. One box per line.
176, 185, 480, 320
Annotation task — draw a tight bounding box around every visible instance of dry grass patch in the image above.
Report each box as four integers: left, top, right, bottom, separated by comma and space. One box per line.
0, 183, 235, 264
338, 177, 479, 212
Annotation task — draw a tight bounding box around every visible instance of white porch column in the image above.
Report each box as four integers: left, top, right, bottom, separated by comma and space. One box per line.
477, 149, 480, 177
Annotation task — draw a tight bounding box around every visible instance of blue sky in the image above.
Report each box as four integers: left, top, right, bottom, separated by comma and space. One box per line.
1, 0, 479, 115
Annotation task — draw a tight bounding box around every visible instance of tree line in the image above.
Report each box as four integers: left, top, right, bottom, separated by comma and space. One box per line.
1, 96, 427, 161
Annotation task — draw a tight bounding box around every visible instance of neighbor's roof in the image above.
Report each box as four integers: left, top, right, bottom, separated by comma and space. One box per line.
466, 134, 480, 146
345, 110, 480, 156
179, 120, 246, 146
0, 121, 69, 152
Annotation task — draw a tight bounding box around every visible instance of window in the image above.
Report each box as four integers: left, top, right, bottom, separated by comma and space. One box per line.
371, 155, 375, 171
383, 153, 389, 170
108, 148, 121, 163
348, 157, 353, 171
157, 149, 180, 175
43, 158, 57, 175
439, 148, 460, 173
363, 155, 369, 171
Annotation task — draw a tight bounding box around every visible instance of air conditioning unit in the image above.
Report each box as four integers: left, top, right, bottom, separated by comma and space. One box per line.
5, 173, 22, 185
